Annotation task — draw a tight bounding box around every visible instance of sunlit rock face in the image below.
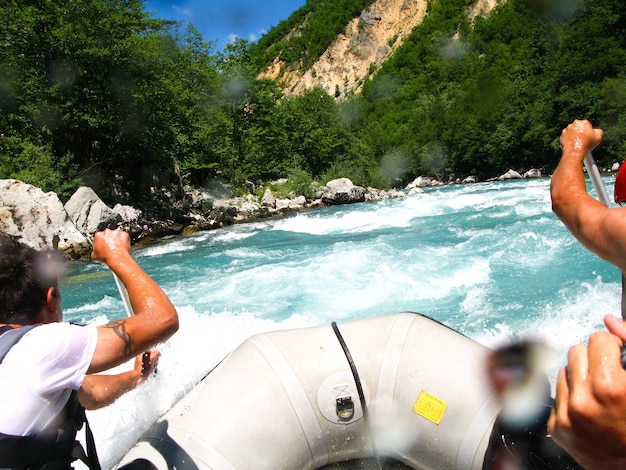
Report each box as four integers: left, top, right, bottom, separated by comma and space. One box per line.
0, 179, 91, 258
259, 0, 504, 99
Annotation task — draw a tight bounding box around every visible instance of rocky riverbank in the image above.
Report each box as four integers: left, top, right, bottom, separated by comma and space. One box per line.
0, 169, 544, 258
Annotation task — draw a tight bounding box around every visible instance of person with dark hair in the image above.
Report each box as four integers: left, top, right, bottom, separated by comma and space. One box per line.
0, 229, 179, 469
549, 119, 626, 469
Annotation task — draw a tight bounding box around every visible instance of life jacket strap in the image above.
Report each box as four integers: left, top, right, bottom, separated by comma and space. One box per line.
0, 325, 37, 364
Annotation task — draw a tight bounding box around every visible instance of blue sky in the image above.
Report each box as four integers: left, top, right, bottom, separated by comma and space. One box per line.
144, 0, 307, 50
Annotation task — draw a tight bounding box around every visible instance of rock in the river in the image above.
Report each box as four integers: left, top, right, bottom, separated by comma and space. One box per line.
321, 178, 366, 205
497, 169, 523, 180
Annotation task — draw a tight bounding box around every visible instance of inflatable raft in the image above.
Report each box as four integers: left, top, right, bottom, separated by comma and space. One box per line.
116, 312, 574, 470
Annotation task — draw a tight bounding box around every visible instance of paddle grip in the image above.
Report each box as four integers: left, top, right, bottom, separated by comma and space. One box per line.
622, 345, 626, 369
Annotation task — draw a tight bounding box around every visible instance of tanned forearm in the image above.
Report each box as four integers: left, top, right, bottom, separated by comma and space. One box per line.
551, 121, 593, 227
79, 351, 159, 409
78, 369, 142, 410
550, 120, 621, 265
89, 230, 178, 374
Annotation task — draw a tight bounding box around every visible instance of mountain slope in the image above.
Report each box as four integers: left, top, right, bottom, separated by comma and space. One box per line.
259, 0, 503, 98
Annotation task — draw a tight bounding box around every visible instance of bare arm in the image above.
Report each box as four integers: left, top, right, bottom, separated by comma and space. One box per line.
550, 120, 626, 272
89, 229, 178, 374
78, 350, 160, 410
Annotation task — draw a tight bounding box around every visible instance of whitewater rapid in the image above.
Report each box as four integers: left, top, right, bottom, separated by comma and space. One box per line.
61, 177, 621, 469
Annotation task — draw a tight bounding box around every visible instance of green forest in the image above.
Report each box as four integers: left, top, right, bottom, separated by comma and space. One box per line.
1, 0, 626, 206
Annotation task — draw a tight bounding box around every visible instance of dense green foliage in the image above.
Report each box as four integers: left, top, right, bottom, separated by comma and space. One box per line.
353, 0, 626, 180
0, 0, 227, 199
252, 0, 378, 70
2, 0, 626, 203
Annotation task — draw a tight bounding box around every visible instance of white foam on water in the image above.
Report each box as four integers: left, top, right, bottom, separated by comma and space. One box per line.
135, 227, 261, 261
272, 202, 417, 236
471, 276, 622, 377
64, 297, 122, 324
212, 227, 260, 243
137, 239, 197, 258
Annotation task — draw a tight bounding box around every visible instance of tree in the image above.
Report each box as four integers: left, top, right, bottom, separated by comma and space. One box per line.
0, 0, 184, 198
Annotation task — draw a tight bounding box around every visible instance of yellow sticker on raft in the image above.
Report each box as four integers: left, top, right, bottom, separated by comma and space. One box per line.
413, 391, 448, 425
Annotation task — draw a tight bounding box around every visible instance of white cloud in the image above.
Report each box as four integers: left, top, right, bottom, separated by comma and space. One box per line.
171, 5, 192, 16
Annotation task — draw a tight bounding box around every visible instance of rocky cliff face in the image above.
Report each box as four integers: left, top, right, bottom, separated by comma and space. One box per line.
259, 0, 504, 99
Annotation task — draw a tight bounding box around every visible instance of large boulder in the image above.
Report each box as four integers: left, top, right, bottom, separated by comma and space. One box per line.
366, 187, 408, 201
261, 188, 277, 209
498, 169, 523, 180
523, 169, 542, 178
112, 203, 142, 224
321, 178, 366, 205
64, 186, 120, 236
0, 179, 90, 258
406, 176, 443, 188
181, 188, 213, 211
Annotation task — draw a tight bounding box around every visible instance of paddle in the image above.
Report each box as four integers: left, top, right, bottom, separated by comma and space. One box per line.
88, 231, 134, 317
113, 272, 134, 317
583, 152, 611, 206
112, 267, 158, 375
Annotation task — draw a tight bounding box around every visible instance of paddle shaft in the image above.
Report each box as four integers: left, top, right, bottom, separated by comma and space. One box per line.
113, 271, 155, 373
583, 153, 612, 206
113, 272, 134, 317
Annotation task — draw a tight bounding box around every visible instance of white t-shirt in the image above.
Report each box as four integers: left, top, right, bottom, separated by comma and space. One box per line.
0, 322, 98, 436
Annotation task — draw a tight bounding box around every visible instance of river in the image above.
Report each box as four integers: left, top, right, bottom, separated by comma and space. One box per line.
60, 177, 621, 469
